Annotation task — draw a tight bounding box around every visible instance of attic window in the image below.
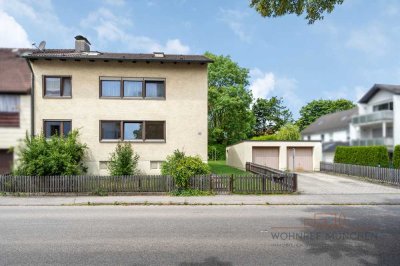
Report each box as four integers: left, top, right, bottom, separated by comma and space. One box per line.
153, 52, 165, 58
82, 51, 100, 56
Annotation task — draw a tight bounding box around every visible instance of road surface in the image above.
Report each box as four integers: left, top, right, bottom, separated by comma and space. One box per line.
1, 205, 399, 265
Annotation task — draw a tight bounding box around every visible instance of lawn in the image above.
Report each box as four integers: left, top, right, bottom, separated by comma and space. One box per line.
208, 160, 247, 175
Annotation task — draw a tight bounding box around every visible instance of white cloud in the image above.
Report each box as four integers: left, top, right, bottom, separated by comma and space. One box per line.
0, 10, 30, 47
220, 9, 251, 43
322, 85, 368, 103
81, 8, 191, 54
249, 68, 303, 116
346, 25, 389, 56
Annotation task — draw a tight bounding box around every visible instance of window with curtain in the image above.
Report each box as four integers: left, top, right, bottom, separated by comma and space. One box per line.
101, 121, 121, 140
145, 81, 165, 98
44, 77, 72, 97
145, 121, 165, 140
124, 81, 143, 97
0, 95, 20, 112
101, 80, 121, 97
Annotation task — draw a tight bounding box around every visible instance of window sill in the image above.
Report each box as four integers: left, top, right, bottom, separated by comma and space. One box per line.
99, 97, 166, 100
100, 139, 166, 143
43, 96, 72, 99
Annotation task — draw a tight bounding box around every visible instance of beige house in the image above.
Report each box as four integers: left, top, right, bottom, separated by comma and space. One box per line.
24, 36, 212, 174
226, 141, 322, 172
0, 48, 31, 174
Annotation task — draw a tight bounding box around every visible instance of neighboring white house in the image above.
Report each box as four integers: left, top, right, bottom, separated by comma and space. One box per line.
301, 108, 358, 162
350, 84, 400, 154
23, 36, 212, 175
0, 48, 31, 174
226, 141, 322, 172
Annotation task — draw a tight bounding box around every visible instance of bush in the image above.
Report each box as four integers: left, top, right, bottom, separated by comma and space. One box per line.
14, 130, 87, 176
334, 146, 389, 167
251, 134, 277, 141
208, 144, 226, 160
108, 142, 140, 176
161, 150, 210, 190
393, 145, 400, 169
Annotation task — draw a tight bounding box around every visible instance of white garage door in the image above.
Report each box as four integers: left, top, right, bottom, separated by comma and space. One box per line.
252, 147, 279, 169
287, 147, 313, 171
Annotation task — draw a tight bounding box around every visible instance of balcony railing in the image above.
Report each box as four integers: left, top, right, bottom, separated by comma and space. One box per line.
351, 138, 394, 147
351, 110, 393, 125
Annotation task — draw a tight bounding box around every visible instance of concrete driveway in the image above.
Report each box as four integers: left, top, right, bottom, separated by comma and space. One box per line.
298, 172, 400, 195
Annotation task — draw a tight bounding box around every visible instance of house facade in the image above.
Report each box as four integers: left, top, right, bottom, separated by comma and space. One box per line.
301, 108, 357, 162
24, 36, 211, 175
350, 84, 400, 153
0, 48, 31, 174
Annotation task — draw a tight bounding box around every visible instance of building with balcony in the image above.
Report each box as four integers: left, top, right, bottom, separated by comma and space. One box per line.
349, 84, 400, 153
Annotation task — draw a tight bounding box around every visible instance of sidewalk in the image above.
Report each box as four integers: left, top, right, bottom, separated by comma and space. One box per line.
1, 193, 400, 206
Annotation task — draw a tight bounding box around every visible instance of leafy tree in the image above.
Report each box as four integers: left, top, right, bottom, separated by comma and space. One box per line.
14, 130, 87, 176
252, 97, 293, 136
206, 52, 255, 145
161, 150, 210, 190
393, 145, 400, 169
108, 142, 139, 176
296, 99, 355, 131
276, 123, 301, 141
250, 0, 344, 24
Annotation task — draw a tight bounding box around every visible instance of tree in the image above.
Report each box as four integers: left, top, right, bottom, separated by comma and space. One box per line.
206, 52, 255, 145
14, 130, 87, 176
108, 142, 139, 176
252, 97, 293, 136
250, 0, 344, 24
296, 99, 355, 131
276, 123, 301, 141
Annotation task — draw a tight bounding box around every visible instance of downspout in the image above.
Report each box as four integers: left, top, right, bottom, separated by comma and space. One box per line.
25, 59, 35, 136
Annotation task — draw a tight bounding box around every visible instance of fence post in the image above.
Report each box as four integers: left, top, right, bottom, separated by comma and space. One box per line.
209, 175, 213, 192
292, 173, 298, 192
262, 175, 266, 194
230, 174, 234, 194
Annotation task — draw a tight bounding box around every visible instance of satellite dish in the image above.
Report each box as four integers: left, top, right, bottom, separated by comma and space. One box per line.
38, 41, 46, 51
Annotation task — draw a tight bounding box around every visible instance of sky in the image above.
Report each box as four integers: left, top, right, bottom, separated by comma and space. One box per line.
1, 0, 400, 117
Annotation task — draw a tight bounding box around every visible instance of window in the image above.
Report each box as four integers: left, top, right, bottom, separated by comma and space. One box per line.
321, 134, 325, 141
373, 102, 393, 112
145, 81, 165, 98
100, 78, 165, 99
101, 121, 121, 140
150, 161, 164, 170
124, 81, 143, 97
0, 95, 20, 127
99, 161, 109, 170
145, 121, 165, 140
100, 121, 165, 141
123, 122, 143, 140
44, 120, 71, 138
44, 76, 71, 97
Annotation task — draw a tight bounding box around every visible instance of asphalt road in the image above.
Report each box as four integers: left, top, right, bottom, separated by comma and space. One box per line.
1, 205, 399, 266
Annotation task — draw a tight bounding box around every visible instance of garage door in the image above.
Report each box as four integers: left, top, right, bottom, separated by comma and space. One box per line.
0, 149, 13, 174
252, 147, 279, 169
287, 147, 313, 171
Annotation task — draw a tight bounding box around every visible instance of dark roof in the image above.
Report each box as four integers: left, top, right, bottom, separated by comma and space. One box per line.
23, 49, 213, 63
322, 141, 349, 153
359, 84, 400, 103
301, 107, 358, 135
0, 48, 31, 94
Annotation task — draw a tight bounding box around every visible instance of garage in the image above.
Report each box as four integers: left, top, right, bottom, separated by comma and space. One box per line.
0, 149, 13, 174
287, 147, 313, 171
226, 141, 322, 172
252, 147, 279, 169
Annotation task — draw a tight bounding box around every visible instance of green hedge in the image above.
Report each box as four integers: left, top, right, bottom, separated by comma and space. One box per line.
393, 145, 400, 169
208, 144, 226, 160
250, 135, 277, 141
334, 146, 390, 167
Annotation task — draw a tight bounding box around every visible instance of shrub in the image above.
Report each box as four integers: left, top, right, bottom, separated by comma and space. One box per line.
108, 142, 139, 176
393, 145, 400, 169
275, 123, 301, 141
161, 150, 210, 190
334, 146, 389, 167
14, 130, 87, 176
208, 144, 226, 160
251, 134, 277, 141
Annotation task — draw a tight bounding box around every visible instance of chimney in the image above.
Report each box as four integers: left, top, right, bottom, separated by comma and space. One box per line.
74, 35, 91, 52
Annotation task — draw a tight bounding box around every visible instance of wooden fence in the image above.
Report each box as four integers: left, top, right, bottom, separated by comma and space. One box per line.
0, 168, 297, 194
245, 162, 297, 192
320, 162, 400, 186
